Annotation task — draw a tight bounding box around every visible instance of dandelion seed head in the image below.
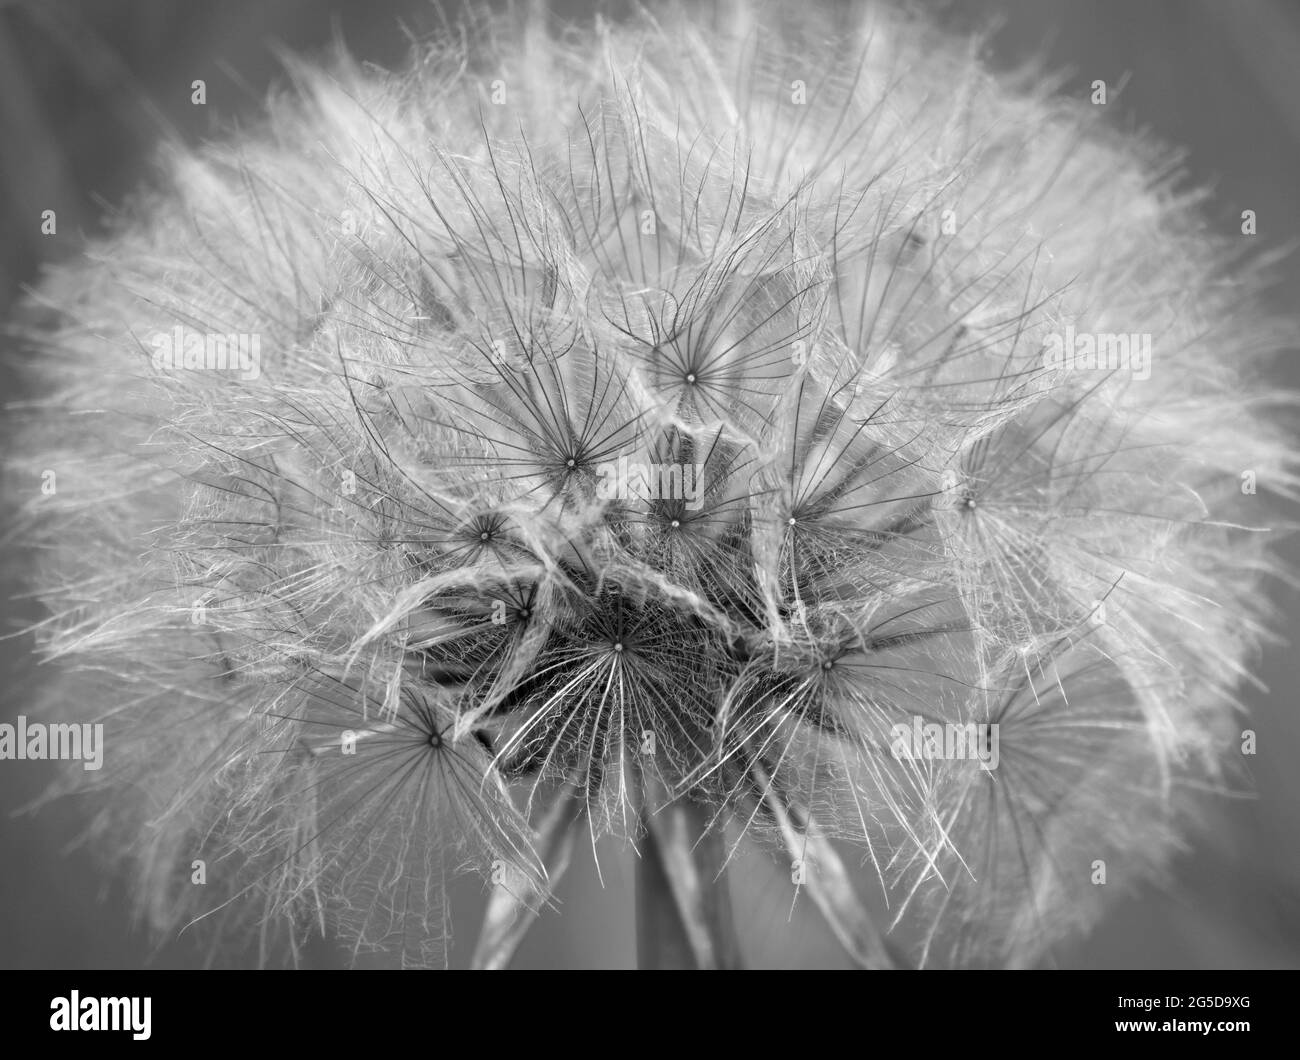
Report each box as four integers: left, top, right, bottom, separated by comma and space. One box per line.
8, 0, 1295, 967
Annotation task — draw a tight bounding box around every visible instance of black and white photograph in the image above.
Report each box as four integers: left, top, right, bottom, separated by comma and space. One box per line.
0, 0, 1296, 1037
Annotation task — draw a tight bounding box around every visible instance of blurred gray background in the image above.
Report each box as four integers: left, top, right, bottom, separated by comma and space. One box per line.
1, 0, 1296, 968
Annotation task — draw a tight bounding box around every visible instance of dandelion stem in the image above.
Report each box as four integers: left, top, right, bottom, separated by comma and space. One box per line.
635, 797, 740, 970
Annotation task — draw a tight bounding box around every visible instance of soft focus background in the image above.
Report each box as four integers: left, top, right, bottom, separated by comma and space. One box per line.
1, 0, 1296, 969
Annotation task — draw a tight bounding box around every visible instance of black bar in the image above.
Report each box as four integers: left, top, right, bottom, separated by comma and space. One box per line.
1, 969, 1285, 1046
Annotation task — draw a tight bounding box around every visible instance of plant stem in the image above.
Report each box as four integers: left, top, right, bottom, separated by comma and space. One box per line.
635, 797, 740, 969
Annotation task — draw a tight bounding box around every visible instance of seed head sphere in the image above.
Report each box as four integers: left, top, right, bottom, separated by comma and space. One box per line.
10, 1, 1294, 968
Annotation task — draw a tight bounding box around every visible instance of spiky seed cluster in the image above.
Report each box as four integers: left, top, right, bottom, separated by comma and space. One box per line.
9, 2, 1293, 967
